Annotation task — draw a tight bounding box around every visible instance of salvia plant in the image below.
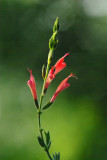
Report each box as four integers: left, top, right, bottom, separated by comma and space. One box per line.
27, 17, 77, 160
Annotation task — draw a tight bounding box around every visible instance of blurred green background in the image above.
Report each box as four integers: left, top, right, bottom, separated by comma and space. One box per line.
0, 0, 107, 160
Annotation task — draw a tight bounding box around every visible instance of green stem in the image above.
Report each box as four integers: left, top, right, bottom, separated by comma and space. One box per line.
37, 110, 52, 160
37, 111, 42, 138
39, 49, 53, 110
45, 149, 52, 160
38, 49, 51, 149
37, 49, 53, 160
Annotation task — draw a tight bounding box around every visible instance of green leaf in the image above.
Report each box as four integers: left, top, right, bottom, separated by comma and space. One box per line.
47, 140, 51, 150
37, 136, 45, 148
42, 102, 53, 110
44, 131, 51, 150
53, 152, 60, 160
45, 131, 50, 144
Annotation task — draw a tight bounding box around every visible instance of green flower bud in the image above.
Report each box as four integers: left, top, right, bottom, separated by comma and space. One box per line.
53, 31, 57, 41
48, 49, 53, 64
49, 31, 58, 50
53, 17, 59, 33
42, 64, 46, 79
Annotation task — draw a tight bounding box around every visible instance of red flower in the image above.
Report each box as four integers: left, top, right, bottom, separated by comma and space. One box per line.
44, 67, 55, 90
54, 53, 69, 75
27, 68, 38, 108
50, 73, 77, 102
45, 53, 69, 90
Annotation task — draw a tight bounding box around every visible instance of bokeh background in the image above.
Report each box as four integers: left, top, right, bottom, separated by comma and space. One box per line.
0, 0, 107, 160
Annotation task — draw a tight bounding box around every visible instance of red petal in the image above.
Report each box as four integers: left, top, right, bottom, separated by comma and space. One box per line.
50, 71, 77, 102
54, 62, 66, 75
27, 68, 37, 100
44, 53, 70, 90
54, 53, 69, 75
45, 67, 55, 89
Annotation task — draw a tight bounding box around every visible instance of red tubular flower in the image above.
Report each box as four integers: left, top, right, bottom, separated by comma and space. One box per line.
53, 53, 69, 75
44, 53, 69, 91
50, 73, 77, 102
44, 67, 55, 91
27, 68, 39, 108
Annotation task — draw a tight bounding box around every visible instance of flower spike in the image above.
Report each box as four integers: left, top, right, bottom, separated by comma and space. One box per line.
26, 18, 78, 159
50, 73, 77, 102
27, 68, 39, 108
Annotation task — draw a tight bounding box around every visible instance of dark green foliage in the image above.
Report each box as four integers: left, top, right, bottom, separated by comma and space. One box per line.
37, 136, 45, 148
53, 153, 60, 160
44, 131, 51, 150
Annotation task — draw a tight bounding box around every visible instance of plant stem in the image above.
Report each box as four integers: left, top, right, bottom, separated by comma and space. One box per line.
45, 149, 52, 160
37, 49, 53, 160
37, 108, 52, 160
39, 49, 53, 110
37, 110, 42, 138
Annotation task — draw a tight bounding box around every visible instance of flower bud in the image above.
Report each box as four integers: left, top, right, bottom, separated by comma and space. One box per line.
42, 64, 46, 79
27, 68, 39, 109
48, 50, 53, 64
53, 17, 59, 33
49, 31, 58, 50
53, 31, 57, 41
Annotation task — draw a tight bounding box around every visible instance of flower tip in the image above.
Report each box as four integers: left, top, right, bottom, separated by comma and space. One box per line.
75, 76, 78, 79
66, 52, 70, 56
69, 73, 78, 79
27, 67, 32, 74
64, 52, 70, 58
70, 73, 74, 77
51, 66, 55, 69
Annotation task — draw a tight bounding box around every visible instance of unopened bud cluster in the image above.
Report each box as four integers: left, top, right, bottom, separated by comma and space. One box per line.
49, 17, 59, 50
48, 17, 59, 64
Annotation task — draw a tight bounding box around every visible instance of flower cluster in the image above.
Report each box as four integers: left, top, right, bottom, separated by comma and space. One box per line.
27, 53, 77, 108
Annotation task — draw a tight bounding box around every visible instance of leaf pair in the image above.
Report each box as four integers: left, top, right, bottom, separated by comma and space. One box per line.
37, 131, 51, 151
53, 153, 60, 160
44, 131, 51, 151
37, 136, 45, 148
